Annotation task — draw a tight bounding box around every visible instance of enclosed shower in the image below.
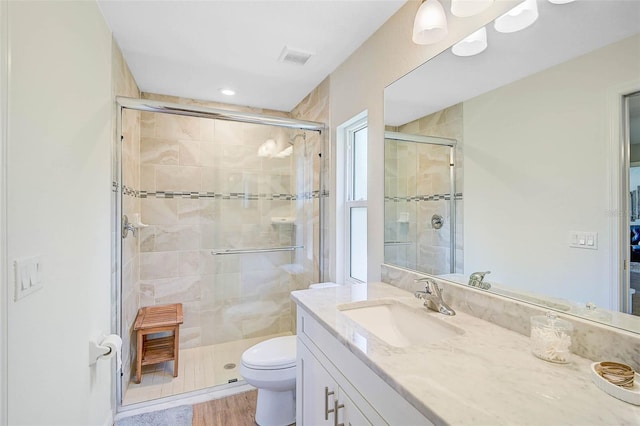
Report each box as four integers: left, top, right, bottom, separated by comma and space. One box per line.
115, 97, 326, 406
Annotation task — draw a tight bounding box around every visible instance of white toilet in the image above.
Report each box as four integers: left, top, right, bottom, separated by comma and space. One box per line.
239, 335, 297, 426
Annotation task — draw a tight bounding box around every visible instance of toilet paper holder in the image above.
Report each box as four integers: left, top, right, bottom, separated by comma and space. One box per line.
89, 335, 121, 366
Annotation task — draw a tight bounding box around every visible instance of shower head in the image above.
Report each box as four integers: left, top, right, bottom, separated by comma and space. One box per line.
289, 133, 306, 145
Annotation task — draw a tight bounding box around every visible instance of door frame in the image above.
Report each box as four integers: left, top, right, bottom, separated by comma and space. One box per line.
608, 80, 640, 313
0, 0, 9, 423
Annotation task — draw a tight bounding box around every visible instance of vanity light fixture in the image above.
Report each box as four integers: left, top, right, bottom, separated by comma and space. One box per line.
450, 0, 494, 18
219, 88, 235, 96
451, 26, 488, 56
412, 0, 449, 45
548, 0, 575, 4
494, 0, 539, 33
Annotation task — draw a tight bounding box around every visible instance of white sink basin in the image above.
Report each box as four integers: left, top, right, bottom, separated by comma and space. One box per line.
338, 300, 463, 347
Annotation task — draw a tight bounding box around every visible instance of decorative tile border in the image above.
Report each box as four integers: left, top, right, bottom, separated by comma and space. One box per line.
385, 192, 463, 202
122, 185, 139, 197
121, 184, 328, 200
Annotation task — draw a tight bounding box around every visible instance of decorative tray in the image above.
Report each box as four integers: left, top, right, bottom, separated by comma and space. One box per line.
590, 362, 640, 405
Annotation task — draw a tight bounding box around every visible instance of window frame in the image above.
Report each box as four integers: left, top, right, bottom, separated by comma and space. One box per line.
344, 118, 368, 284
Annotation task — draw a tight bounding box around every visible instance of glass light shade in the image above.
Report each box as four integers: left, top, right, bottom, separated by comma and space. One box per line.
412, 0, 449, 45
451, 0, 494, 17
548, 0, 575, 4
494, 0, 539, 33
451, 27, 488, 56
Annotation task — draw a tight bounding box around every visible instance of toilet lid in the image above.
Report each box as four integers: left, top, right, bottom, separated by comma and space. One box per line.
241, 335, 296, 370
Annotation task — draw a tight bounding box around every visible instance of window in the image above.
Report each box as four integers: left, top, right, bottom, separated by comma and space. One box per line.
345, 120, 367, 283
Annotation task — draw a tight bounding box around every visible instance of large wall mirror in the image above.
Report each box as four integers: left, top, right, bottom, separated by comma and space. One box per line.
384, 0, 640, 332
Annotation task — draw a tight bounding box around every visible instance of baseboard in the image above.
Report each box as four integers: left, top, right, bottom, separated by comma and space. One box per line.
102, 411, 114, 426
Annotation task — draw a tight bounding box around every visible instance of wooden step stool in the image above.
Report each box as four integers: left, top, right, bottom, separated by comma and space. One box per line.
133, 303, 183, 384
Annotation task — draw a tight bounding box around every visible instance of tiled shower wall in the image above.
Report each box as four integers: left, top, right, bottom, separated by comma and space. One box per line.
137, 113, 290, 348
385, 103, 463, 275
290, 77, 330, 329
290, 80, 330, 277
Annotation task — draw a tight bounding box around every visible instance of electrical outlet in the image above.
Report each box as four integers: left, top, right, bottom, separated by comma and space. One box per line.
14, 256, 43, 301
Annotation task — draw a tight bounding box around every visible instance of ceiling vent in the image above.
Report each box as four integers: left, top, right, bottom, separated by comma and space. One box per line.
278, 46, 314, 66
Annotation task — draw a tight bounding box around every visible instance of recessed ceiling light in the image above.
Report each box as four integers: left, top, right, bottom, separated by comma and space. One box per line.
220, 88, 235, 96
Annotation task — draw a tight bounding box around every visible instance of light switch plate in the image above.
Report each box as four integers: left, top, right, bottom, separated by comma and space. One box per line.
14, 256, 43, 301
569, 232, 598, 250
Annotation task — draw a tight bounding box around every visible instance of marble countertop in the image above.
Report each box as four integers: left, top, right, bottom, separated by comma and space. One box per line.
291, 282, 640, 425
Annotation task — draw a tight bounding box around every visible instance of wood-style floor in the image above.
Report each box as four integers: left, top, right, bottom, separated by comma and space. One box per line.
192, 390, 258, 426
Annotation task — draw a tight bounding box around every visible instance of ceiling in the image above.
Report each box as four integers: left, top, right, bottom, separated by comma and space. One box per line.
98, 0, 407, 113
385, 0, 640, 127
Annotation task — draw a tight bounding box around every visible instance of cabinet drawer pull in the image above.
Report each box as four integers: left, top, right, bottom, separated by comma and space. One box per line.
324, 387, 335, 420
334, 400, 345, 426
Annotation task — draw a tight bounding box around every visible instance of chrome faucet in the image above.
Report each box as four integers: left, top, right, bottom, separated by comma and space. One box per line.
468, 271, 491, 290
414, 278, 455, 316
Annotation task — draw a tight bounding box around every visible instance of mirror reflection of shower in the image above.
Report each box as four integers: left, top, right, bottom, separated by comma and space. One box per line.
383, 131, 460, 276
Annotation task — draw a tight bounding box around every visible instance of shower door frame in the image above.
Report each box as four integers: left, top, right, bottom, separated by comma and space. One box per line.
113, 96, 326, 412
383, 131, 458, 274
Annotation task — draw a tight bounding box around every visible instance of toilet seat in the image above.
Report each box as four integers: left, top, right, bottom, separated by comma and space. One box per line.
241, 335, 296, 370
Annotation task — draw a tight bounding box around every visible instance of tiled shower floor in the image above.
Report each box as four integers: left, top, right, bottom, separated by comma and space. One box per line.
123, 331, 292, 405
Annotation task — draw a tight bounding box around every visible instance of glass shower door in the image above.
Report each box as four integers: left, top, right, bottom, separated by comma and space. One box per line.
117, 100, 325, 406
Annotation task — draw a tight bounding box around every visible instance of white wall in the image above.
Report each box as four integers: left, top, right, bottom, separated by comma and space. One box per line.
328, 0, 517, 282
464, 34, 640, 308
6, 2, 114, 425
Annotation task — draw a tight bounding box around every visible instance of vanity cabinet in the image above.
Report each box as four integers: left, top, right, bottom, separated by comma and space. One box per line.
298, 342, 371, 425
296, 307, 433, 426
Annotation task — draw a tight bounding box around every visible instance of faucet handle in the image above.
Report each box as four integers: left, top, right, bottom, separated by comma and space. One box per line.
414, 277, 436, 292
427, 281, 442, 296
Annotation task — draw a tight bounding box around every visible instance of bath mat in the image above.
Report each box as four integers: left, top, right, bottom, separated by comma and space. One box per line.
115, 405, 193, 426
